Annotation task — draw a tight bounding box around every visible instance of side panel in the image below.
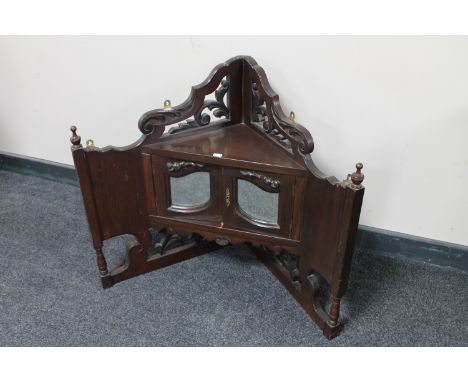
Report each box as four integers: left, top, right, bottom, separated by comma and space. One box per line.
331, 187, 364, 297
72, 145, 150, 244
300, 175, 364, 295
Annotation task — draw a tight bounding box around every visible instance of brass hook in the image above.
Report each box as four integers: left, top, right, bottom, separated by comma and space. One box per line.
289, 111, 295, 122
86, 139, 95, 149
225, 187, 230, 207
163, 100, 172, 109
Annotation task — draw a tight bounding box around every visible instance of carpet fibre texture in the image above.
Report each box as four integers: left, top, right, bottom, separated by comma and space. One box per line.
0, 170, 467, 346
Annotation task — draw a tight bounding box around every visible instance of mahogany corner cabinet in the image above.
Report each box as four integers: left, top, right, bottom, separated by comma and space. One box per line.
69, 56, 365, 340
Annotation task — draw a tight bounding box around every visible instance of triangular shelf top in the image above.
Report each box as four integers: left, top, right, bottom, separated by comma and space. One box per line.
142, 123, 306, 176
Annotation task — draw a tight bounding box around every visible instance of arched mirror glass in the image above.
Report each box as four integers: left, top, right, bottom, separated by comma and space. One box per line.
170, 172, 210, 207
237, 179, 278, 224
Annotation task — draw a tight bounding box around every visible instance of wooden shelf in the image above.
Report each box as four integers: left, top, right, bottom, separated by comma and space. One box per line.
70, 55, 365, 340
142, 123, 306, 176
150, 215, 301, 248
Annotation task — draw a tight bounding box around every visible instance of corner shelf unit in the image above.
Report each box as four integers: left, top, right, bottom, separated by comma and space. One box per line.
70, 56, 365, 339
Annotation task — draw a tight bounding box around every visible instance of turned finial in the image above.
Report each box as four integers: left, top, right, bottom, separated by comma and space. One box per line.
70, 126, 81, 146
350, 162, 364, 189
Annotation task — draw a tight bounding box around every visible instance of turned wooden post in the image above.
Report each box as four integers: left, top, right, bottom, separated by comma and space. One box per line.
70, 126, 108, 278
328, 296, 341, 326
95, 247, 109, 277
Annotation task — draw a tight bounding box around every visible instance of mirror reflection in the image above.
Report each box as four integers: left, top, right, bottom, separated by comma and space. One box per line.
237, 179, 278, 224
170, 172, 210, 207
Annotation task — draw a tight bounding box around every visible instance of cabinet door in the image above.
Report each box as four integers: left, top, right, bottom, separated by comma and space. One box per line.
152, 156, 222, 222
223, 168, 295, 237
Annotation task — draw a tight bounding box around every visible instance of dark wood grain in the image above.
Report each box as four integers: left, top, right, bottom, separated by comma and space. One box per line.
70, 56, 365, 339
142, 123, 306, 176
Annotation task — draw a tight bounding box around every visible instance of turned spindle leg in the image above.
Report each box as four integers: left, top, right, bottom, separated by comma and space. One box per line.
328, 296, 341, 327
95, 247, 109, 277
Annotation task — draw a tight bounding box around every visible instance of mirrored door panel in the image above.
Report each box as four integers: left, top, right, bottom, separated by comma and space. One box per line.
237, 179, 279, 224
152, 156, 223, 220
170, 172, 210, 208
223, 169, 295, 238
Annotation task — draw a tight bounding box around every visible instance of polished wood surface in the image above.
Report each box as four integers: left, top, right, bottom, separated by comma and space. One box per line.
70, 56, 365, 340
143, 123, 306, 176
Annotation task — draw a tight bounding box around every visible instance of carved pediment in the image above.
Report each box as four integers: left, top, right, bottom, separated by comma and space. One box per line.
250, 78, 314, 155
138, 55, 314, 157
168, 77, 230, 134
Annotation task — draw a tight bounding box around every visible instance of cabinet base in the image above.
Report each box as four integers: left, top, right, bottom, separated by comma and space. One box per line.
252, 246, 342, 340
96, 232, 342, 340
100, 237, 220, 289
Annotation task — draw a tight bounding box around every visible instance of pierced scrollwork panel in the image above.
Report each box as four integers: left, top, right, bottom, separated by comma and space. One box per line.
168, 77, 230, 134
251, 80, 292, 153
139, 103, 194, 135
147, 228, 205, 257
274, 251, 301, 292
259, 245, 302, 292
252, 82, 267, 122
250, 80, 314, 155
262, 117, 293, 153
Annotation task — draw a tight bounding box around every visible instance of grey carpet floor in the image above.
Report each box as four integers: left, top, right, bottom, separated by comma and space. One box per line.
0, 170, 467, 346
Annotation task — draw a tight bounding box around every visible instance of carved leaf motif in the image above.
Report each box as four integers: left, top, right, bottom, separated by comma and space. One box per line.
215, 237, 230, 246
148, 228, 204, 257
166, 161, 205, 173
274, 252, 301, 291
252, 82, 267, 122
258, 245, 301, 292
139, 106, 191, 135
251, 80, 313, 155
240, 170, 281, 190
169, 78, 230, 134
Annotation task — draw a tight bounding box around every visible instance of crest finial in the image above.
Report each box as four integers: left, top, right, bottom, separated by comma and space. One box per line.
351, 162, 364, 189
70, 126, 81, 147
